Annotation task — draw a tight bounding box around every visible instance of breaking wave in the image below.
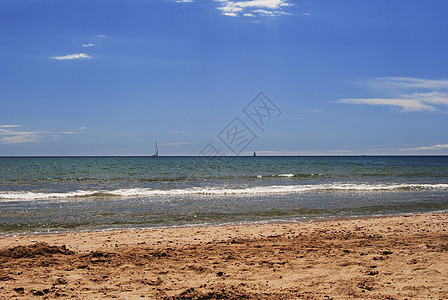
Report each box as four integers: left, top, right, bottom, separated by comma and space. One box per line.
1, 183, 447, 201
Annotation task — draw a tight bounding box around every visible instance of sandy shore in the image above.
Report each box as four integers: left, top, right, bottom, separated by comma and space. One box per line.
1, 213, 447, 299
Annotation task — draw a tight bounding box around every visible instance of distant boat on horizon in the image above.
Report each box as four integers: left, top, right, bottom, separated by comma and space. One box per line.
152, 142, 159, 157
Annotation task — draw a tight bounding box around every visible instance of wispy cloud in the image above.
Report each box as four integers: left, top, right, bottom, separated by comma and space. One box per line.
400, 144, 448, 151
0, 135, 40, 144
175, 0, 194, 3
368, 77, 448, 91
0, 126, 47, 144
0, 125, 21, 128
51, 53, 92, 61
338, 77, 448, 112
82, 43, 95, 47
215, 0, 293, 17
58, 127, 86, 136
338, 97, 438, 112
0, 125, 86, 144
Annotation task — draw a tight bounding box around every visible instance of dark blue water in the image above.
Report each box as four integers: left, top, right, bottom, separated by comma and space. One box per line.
1, 156, 447, 234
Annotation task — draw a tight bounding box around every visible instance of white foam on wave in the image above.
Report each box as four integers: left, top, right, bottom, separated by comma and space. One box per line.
1, 183, 447, 201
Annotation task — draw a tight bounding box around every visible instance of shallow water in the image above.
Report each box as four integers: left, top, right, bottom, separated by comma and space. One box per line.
1, 156, 447, 234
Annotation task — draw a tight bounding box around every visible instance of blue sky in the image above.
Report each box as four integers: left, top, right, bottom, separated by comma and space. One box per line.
1, 0, 448, 155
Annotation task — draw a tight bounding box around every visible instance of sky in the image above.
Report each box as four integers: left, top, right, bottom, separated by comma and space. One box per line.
1, 0, 448, 156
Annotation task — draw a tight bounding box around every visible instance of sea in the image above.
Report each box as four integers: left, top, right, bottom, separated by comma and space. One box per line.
1, 156, 447, 235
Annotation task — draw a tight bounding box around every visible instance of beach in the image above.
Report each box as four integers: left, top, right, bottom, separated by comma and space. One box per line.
1, 213, 447, 299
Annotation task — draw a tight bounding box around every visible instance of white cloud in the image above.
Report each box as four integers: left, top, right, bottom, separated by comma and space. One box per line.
406, 91, 448, 106
175, 0, 194, 2
0, 135, 40, 144
369, 77, 448, 91
0, 126, 47, 144
96, 34, 107, 38
252, 9, 274, 16
61, 127, 87, 134
223, 12, 238, 17
82, 43, 95, 47
51, 53, 92, 61
215, 0, 293, 17
0, 125, 86, 144
218, 3, 243, 14
338, 98, 438, 112
0, 125, 21, 128
400, 144, 448, 151
339, 77, 448, 112
233, 0, 291, 9
0, 129, 47, 136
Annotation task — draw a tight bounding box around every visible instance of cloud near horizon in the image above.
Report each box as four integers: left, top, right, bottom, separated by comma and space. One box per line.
400, 144, 448, 151
215, 0, 293, 17
338, 77, 448, 112
51, 53, 92, 61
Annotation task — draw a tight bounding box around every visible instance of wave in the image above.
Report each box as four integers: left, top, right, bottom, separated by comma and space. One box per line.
257, 173, 321, 178
1, 173, 323, 184
1, 183, 448, 201
278, 174, 294, 177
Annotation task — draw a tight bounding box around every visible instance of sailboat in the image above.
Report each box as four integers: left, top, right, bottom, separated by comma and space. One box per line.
253, 151, 256, 157
152, 142, 159, 157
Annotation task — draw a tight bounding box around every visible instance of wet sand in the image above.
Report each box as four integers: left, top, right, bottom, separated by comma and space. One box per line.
1, 213, 447, 299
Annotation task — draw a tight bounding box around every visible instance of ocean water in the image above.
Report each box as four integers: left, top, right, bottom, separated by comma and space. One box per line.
0, 156, 447, 235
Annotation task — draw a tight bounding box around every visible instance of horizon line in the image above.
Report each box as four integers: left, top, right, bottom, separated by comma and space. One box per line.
1, 154, 447, 158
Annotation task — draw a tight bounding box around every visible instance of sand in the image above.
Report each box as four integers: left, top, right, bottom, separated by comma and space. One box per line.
1, 213, 447, 299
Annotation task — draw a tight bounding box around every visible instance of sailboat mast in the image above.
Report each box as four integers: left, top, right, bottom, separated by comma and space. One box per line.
152, 142, 159, 157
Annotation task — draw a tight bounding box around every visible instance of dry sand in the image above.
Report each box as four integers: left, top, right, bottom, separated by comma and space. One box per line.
1, 213, 447, 299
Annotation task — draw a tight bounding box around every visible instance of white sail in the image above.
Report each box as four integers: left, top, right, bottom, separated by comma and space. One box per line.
153, 142, 159, 157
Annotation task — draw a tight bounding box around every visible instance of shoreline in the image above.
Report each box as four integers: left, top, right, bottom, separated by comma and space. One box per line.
2, 210, 446, 239
1, 212, 447, 298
